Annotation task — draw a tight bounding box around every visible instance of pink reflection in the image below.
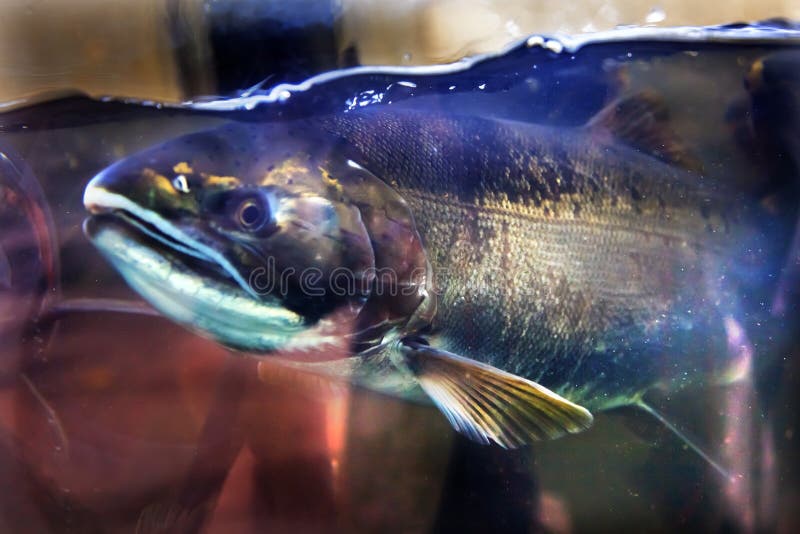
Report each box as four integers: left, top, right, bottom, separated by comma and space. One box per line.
721, 315, 756, 532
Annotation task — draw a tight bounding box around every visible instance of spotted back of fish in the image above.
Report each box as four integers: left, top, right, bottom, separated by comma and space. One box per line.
320, 108, 760, 408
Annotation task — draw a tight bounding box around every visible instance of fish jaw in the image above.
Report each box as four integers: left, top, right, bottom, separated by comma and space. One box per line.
82, 215, 328, 352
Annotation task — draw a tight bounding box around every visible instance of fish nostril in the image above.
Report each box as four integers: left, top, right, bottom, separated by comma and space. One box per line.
172, 174, 190, 193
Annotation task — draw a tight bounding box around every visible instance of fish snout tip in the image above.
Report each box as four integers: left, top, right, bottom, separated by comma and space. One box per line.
83, 176, 109, 214
83, 168, 123, 214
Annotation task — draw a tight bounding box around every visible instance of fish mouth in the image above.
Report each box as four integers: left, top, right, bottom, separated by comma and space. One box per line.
83, 184, 257, 297
90, 211, 235, 286
82, 185, 313, 352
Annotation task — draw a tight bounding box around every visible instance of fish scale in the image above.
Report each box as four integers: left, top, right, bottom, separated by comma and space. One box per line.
321, 108, 745, 409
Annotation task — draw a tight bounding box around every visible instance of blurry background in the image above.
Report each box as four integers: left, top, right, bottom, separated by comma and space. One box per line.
1, 0, 799, 102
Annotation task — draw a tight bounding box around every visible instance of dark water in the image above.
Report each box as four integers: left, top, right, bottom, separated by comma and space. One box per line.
2, 24, 800, 533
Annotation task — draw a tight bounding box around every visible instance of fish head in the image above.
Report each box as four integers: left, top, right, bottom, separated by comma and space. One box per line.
83, 123, 379, 354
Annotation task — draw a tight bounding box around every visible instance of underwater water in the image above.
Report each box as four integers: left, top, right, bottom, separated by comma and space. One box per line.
1, 22, 800, 533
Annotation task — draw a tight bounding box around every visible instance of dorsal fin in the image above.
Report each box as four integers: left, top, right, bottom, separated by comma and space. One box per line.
586, 91, 704, 173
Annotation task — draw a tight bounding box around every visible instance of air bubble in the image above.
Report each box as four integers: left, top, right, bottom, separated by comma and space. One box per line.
645, 7, 666, 24
544, 40, 564, 54
526, 35, 545, 48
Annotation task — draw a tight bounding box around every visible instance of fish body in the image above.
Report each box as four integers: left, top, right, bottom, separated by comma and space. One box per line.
320, 108, 750, 410
83, 94, 772, 447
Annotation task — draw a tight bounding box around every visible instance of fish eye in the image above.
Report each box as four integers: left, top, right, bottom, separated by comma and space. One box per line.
237, 197, 267, 230
172, 174, 190, 193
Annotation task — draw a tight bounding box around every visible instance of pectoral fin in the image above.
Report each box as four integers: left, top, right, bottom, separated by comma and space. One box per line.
400, 339, 593, 448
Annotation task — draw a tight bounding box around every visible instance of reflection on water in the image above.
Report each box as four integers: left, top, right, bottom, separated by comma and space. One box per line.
1, 25, 800, 533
